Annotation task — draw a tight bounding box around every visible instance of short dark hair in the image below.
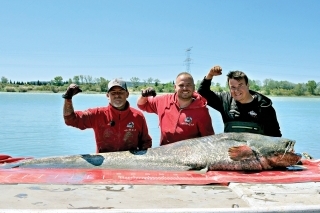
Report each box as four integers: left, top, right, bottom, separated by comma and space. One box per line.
226, 71, 249, 84
176, 72, 194, 84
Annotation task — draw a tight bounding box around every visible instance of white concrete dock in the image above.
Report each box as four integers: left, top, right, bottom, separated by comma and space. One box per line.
0, 182, 320, 212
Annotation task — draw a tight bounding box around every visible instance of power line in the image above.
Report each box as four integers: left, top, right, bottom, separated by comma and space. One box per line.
184, 47, 193, 73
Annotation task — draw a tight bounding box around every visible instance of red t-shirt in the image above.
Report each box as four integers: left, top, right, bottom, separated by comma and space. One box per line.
64, 102, 152, 152
138, 92, 215, 145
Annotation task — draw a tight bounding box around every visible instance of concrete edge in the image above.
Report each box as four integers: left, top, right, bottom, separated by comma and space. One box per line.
1, 206, 320, 213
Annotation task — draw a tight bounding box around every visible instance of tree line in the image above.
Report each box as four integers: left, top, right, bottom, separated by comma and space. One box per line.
1, 75, 320, 96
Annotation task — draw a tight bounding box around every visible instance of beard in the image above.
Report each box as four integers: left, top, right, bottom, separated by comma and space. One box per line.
111, 99, 126, 108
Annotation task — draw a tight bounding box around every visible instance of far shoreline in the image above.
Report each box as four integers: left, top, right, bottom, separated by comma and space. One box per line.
0, 90, 319, 98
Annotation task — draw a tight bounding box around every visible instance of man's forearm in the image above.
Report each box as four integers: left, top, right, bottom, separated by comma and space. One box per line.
63, 99, 75, 117
137, 96, 148, 106
205, 73, 214, 80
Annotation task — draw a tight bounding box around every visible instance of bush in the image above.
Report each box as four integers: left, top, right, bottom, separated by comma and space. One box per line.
95, 87, 101, 92
51, 86, 59, 93
5, 87, 17, 92
18, 86, 28, 92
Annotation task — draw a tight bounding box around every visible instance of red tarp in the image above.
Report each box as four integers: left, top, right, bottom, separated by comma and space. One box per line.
0, 154, 319, 185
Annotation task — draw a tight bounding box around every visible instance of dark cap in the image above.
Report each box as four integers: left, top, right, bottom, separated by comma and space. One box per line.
107, 79, 128, 92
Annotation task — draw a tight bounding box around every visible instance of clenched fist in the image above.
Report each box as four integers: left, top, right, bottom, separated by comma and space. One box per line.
208, 65, 222, 77
62, 84, 82, 99
141, 87, 156, 97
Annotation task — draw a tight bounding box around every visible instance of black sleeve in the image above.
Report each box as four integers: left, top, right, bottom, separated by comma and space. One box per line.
197, 77, 223, 111
261, 106, 282, 137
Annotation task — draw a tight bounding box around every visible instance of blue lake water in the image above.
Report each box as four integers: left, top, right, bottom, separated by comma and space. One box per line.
0, 92, 319, 159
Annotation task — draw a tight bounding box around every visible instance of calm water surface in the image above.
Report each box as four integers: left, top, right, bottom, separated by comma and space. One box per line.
1, 93, 319, 159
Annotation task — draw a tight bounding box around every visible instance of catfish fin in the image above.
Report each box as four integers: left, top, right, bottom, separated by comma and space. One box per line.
0, 162, 22, 169
192, 164, 209, 174
228, 145, 254, 161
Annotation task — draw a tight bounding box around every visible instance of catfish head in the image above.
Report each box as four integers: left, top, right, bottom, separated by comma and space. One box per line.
229, 135, 302, 170
264, 152, 302, 169
249, 137, 302, 169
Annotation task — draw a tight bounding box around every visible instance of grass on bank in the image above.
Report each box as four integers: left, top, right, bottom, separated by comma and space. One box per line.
1, 80, 320, 97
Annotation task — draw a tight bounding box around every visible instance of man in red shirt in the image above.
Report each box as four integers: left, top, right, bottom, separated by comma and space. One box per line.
137, 72, 215, 146
63, 79, 152, 153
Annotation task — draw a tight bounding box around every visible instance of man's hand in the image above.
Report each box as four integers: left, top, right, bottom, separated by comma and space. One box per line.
141, 87, 156, 97
62, 84, 82, 99
206, 65, 222, 79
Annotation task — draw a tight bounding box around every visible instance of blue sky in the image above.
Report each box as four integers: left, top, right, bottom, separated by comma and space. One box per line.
1, 0, 319, 85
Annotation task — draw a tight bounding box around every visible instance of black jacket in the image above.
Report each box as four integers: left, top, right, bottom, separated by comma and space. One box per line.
197, 78, 282, 137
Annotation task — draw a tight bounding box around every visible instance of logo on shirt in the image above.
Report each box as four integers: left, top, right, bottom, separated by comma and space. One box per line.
127, 122, 134, 128
248, 111, 257, 118
125, 122, 136, 132
185, 117, 192, 124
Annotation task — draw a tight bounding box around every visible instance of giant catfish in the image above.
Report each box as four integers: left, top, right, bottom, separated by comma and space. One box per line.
0, 133, 301, 171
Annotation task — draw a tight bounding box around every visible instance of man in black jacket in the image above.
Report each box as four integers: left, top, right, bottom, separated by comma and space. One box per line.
197, 65, 282, 137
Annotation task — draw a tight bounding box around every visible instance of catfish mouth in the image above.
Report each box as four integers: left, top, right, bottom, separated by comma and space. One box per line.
269, 152, 302, 168
280, 140, 301, 166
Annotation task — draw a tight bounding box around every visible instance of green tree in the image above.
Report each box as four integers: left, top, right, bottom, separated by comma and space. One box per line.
314, 83, 320, 95
249, 79, 261, 91
98, 77, 109, 92
263, 79, 278, 90
162, 82, 174, 93
154, 79, 160, 87
211, 83, 224, 92
195, 80, 201, 90
73, 76, 80, 84
79, 75, 84, 84
293, 83, 305, 96
142, 79, 147, 86
130, 77, 140, 88
306, 80, 317, 95
52, 76, 63, 86
84, 75, 93, 84
1, 76, 8, 84
279, 81, 295, 90
147, 77, 153, 84
154, 84, 164, 92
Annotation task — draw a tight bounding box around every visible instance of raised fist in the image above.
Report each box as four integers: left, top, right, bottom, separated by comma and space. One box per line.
208, 65, 222, 76
62, 84, 82, 99
141, 87, 156, 97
